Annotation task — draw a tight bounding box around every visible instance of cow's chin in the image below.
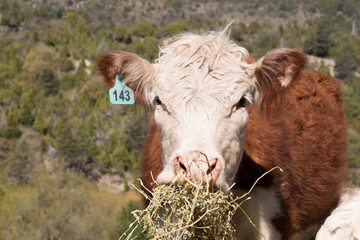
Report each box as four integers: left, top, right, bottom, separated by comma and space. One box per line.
156, 168, 230, 193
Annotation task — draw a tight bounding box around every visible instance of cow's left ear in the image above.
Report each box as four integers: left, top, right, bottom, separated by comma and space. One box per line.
254, 49, 306, 107
97, 51, 155, 105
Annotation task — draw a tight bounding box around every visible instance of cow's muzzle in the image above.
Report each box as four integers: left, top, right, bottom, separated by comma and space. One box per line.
172, 151, 222, 184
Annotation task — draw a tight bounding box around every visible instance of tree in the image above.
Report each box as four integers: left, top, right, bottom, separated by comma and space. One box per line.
59, 57, 75, 72
60, 74, 76, 91
33, 110, 48, 135
53, 116, 80, 168
39, 65, 60, 96
0, 1, 24, 29
61, 12, 81, 27
43, 30, 58, 47
254, 28, 281, 56
23, 48, 57, 68
5, 105, 21, 138
132, 21, 155, 37
6, 141, 32, 184
231, 23, 247, 42
342, 0, 358, 17
304, 18, 333, 57
40, 138, 48, 153
114, 26, 131, 43
32, 31, 39, 41
28, 62, 60, 96
0, 0, 9, 11
110, 145, 133, 172
0, 63, 16, 87
247, 21, 261, 35
348, 169, 360, 186
99, 111, 149, 172
73, 115, 100, 176
74, 59, 87, 87
18, 88, 36, 127
158, 21, 188, 37
335, 53, 356, 80
123, 111, 149, 151
348, 129, 360, 170
59, 46, 71, 58
142, 36, 159, 61
100, 131, 117, 170
19, 102, 34, 126
98, 126, 141, 173
32, 3, 55, 20
165, 0, 183, 10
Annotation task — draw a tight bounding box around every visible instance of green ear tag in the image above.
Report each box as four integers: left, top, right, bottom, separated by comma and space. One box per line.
109, 75, 135, 104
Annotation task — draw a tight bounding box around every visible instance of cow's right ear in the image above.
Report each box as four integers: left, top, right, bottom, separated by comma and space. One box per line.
97, 51, 155, 104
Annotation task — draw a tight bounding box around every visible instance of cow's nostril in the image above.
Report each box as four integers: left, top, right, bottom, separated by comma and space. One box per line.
173, 154, 221, 183
207, 163, 217, 175
179, 162, 187, 172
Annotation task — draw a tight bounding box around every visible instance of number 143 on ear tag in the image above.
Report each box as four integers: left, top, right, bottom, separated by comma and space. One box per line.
109, 75, 135, 104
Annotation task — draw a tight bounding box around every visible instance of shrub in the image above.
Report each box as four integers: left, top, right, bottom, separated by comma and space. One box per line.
132, 21, 155, 38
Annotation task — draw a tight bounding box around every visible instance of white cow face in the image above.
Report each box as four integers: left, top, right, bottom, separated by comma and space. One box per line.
98, 30, 305, 191
150, 33, 258, 190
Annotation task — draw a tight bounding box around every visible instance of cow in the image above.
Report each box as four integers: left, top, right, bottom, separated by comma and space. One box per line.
98, 28, 352, 239
316, 188, 360, 239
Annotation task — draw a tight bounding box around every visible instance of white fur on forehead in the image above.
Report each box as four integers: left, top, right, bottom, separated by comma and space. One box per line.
157, 30, 251, 69
153, 30, 257, 108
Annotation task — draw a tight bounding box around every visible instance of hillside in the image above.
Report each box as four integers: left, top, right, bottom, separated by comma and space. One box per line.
4, 0, 314, 26
0, 0, 359, 239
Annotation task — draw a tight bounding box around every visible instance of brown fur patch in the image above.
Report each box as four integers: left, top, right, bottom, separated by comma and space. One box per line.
243, 71, 347, 238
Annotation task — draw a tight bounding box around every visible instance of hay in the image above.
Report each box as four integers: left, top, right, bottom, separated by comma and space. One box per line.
120, 167, 282, 240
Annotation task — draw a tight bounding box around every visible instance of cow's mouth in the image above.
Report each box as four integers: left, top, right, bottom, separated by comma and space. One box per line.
141, 176, 238, 239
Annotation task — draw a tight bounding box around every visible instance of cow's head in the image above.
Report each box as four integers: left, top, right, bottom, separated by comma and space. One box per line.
98, 30, 305, 191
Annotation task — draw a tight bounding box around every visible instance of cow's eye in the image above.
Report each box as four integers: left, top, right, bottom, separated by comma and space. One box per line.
153, 96, 162, 105
236, 98, 247, 109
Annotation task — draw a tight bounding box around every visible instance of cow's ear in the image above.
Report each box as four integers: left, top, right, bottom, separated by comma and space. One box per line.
254, 49, 306, 109
97, 51, 155, 104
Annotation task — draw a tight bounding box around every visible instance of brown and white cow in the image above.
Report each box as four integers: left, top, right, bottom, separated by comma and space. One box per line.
98, 29, 350, 239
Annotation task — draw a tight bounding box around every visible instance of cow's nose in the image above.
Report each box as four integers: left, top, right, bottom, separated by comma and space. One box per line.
172, 151, 222, 183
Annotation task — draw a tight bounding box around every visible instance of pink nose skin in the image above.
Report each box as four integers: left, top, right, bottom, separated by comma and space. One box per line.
172, 151, 222, 183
